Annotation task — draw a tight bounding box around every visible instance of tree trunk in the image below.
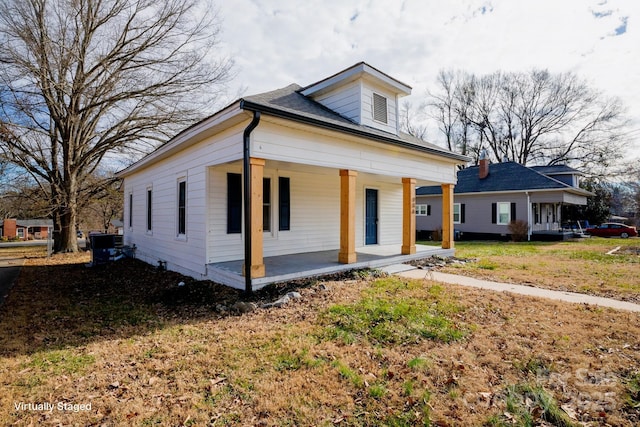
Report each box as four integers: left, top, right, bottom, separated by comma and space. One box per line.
54, 177, 79, 253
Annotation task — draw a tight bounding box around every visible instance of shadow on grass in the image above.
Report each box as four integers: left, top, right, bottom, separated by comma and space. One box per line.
0, 257, 250, 357
0, 256, 369, 358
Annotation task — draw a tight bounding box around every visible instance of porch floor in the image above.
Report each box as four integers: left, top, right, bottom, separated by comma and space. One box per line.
207, 244, 454, 290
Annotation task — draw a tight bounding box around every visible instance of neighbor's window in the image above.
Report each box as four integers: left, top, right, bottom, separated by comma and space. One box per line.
177, 179, 186, 236
146, 188, 152, 232
416, 204, 430, 216
263, 177, 271, 233
279, 177, 290, 231
497, 202, 510, 225
227, 173, 242, 234
453, 203, 461, 224
372, 93, 388, 124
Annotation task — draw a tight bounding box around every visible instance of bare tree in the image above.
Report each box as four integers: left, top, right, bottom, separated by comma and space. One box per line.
399, 101, 428, 141
0, 0, 232, 252
427, 69, 629, 172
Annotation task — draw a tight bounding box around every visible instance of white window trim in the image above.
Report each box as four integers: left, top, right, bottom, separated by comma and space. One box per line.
416, 204, 429, 216
176, 176, 187, 241
453, 203, 461, 224
146, 185, 153, 235
497, 202, 511, 225
263, 174, 274, 237
128, 192, 133, 231
372, 93, 388, 124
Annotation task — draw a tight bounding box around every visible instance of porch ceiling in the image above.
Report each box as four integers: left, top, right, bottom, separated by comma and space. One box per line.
207, 244, 454, 291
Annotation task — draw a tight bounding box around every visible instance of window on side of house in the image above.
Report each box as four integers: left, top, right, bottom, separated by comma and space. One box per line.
177, 179, 186, 236
227, 173, 242, 234
416, 204, 430, 216
279, 177, 290, 231
372, 93, 388, 124
498, 203, 510, 224
146, 187, 152, 232
453, 203, 465, 224
128, 193, 133, 228
263, 177, 271, 233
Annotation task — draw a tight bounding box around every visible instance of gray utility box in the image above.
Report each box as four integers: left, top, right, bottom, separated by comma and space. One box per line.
89, 234, 124, 265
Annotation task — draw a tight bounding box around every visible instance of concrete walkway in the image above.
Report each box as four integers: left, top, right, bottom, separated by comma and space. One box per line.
393, 267, 640, 313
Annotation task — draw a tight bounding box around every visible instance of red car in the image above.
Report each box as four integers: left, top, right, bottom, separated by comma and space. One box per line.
586, 223, 638, 238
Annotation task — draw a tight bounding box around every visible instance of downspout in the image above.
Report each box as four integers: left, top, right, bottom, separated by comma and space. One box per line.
241, 108, 261, 294
526, 192, 532, 241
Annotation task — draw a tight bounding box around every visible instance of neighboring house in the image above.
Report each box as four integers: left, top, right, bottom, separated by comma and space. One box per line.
416, 156, 593, 241
109, 220, 124, 235
117, 62, 469, 291
0, 218, 53, 240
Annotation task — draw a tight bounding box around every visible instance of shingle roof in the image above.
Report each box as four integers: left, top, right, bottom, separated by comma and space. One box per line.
240, 85, 469, 162
416, 162, 591, 196
0, 219, 53, 227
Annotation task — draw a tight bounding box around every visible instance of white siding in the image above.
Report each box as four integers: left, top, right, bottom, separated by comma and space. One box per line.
123, 122, 246, 279
206, 165, 405, 263
313, 81, 362, 123
251, 120, 457, 185
360, 82, 398, 135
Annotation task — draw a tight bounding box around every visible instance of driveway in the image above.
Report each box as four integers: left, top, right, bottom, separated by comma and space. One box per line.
0, 256, 24, 308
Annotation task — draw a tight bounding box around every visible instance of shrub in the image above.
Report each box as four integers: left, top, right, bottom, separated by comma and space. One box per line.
508, 220, 529, 242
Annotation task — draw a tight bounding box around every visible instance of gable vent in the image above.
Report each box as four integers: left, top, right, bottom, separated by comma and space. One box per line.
372, 93, 388, 123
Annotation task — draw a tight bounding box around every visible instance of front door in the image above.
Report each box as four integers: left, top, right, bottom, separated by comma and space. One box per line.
365, 189, 378, 245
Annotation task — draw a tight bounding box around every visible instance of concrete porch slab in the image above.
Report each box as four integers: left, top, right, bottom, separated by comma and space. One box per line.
207, 244, 453, 290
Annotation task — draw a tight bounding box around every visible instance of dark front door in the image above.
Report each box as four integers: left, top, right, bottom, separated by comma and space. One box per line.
365, 189, 378, 245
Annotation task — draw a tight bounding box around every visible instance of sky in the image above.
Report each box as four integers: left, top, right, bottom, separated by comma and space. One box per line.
215, 0, 640, 154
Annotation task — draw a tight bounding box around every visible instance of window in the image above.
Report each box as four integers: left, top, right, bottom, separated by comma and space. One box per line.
453, 203, 465, 224
146, 188, 152, 232
372, 93, 388, 123
227, 173, 242, 234
279, 177, 290, 231
128, 193, 133, 228
263, 178, 271, 232
492, 202, 515, 225
177, 179, 186, 236
498, 203, 510, 224
416, 204, 430, 216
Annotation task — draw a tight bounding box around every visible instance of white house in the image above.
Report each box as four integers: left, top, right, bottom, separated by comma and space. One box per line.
117, 62, 470, 291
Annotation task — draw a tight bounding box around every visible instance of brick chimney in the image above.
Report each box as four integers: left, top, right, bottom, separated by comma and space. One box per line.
479, 149, 489, 179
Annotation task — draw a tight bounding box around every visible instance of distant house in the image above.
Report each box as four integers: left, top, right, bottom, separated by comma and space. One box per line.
416, 156, 593, 241
117, 62, 469, 291
0, 218, 53, 240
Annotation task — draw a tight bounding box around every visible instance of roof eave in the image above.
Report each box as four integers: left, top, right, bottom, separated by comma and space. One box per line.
239, 99, 470, 163
117, 101, 246, 178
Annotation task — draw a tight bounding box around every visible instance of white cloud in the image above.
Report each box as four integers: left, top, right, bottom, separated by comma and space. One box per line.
215, 0, 640, 151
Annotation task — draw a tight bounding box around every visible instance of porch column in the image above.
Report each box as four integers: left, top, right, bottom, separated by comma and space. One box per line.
441, 183, 455, 249
401, 178, 416, 254
248, 157, 266, 278
338, 169, 357, 264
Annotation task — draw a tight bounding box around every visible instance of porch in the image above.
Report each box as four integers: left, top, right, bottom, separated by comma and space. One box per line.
207, 244, 454, 290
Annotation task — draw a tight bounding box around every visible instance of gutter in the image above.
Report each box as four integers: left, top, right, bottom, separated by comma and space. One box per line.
241, 108, 261, 294
239, 99, 470, 163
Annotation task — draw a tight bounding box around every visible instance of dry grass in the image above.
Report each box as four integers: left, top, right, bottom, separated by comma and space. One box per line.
439, 238, 640, 303
0, 243, 638, 426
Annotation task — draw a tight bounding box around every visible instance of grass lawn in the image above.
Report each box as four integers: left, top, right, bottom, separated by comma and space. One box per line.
433, 238, 640, 303
0, 242, 639, 426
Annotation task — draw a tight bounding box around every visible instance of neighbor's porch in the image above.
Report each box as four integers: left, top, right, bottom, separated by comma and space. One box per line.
207, 243, 454, 290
